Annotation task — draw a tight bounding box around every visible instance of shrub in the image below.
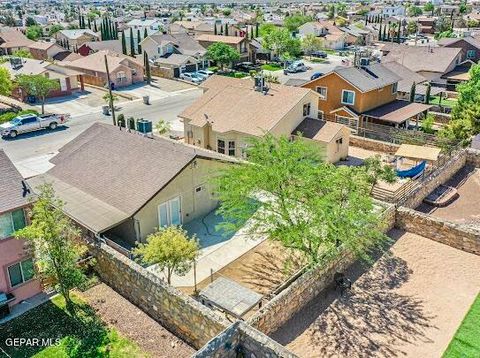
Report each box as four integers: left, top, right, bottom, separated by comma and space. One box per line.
0, 109, 38, 124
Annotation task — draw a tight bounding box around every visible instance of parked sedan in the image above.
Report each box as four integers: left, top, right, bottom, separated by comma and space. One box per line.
311, 51, 328, 58
180, 72, 202, 83
310, 72, 324, 80
196, 69, 214, 80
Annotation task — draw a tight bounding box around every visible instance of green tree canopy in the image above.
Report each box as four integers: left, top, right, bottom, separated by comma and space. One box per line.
213, 135, 389, 266
133, 226, 199, 284
49, 24, 64, 36
302, 34, 324, 56
284, 13, 313, 32
262, 27, 301, 59
15, 183, 87, 315
258, 23, 277, 37
0, 67, 13, 96
206, 42, 240, 71
16, 74, 60, 114
12, 48, 32, 58
26, 25, 43, 40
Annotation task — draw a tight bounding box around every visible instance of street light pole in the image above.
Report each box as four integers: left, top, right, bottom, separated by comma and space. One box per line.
104, 54, 116, 126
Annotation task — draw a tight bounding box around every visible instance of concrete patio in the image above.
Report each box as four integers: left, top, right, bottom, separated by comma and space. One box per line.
271, 230, 480, 358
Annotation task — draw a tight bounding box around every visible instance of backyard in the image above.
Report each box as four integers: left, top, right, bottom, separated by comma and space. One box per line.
270, 230, 480, 357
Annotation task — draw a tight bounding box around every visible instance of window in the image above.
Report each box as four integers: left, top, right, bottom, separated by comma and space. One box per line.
217, 139, 225, 154
117, 71, 126, 82
467, 50, 476, 59
8, 258, 34, 288
0, 209, 26, 240
318, 110, 324, 120
158, 197, 182, 227
336, 137, 343, 152
341, 90, 355, 105
195, 186, 203, 193
303, 103, 311, 116
335, 115, 358, 129
391, 82, 398, 94
228, 141, 236, 156
316, 86, 327, 100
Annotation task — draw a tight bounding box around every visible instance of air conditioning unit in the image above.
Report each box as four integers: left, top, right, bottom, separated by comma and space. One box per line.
359, 58, 370, 67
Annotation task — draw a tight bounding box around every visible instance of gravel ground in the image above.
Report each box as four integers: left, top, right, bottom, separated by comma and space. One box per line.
80, 283, 195, 358
271, 230, 480, 358
417, 165, 480, 225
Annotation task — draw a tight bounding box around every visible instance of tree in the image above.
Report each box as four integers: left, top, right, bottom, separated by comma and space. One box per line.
103, 92, 118, 105
424, 2, 435, 16
407, 5, 423, 17
224, 23, 229, 36
262, 27, 301, 60
362, 155, 397, 194
407, 20, 418, 35
421, 113, 435, 134
144, 52, 151, 84
410, 82, 416, 102
284, 13, 313, 32
133, 226, 199, 285
26, 25, 43, 40
25, 17, 36, 27
206, 42, 240, 71
424, 83, 431, 104
49, 24, 64, 36
129, 27, 135, 56
144, 27, 148, 39
154, 119, 171, 135
15, 184, 87, 316
213, 135, 389, 266
0, 68, 13, 96
301, 34, 324, 57
258, 23, 276, 37
16, 74, 60, 114
327, 4, 335, 19
137, 29, 142, 54
12, 49, 32, 58
121, 31, 127, 55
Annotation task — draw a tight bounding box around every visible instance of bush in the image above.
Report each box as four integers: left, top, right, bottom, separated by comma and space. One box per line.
234, 72, 245, 78
0, 109, 38, 124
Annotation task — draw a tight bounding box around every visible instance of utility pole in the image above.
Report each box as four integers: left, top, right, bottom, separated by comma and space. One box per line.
104, 54, 116, 126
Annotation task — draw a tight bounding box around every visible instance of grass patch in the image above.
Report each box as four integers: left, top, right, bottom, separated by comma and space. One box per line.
443, 293, 480, 358
0, 293, 146, 358
307, 58, 329, 63
429, 96, 457, 108
219, 71, 249, 78
261, 63, 282, 71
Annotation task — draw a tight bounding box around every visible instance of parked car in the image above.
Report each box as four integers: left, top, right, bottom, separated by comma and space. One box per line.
283, 61, 307, 74
234, 62, 259, 72
0, 113, 69, 139
310, 72, 324, 80
180, 72, 202, 83
311, 51, 328, 58
196, 69, 214, 80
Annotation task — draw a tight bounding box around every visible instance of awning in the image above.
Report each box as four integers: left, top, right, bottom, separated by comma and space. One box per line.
395, 144, 441, 161
362, 100, 432, 124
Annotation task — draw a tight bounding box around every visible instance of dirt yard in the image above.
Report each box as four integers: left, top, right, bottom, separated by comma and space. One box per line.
271, 230, 480, 358
80, 283, 195, 358
417, 165, 480, 225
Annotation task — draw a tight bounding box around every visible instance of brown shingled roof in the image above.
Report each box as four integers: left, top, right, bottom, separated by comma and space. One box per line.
0, 150, 32, 214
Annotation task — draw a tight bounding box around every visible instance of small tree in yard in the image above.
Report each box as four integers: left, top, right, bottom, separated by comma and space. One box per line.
301, 34, 324, 58
16, 74, 60, 114
155, 119, 171, 135
133, 226, 199, 285
103, 92, 119, 105
0, 68, 13, 96
206, 42, 240, 72
213, 135, 389, 266
15, 184, 87, 316
362, 155, 397, 194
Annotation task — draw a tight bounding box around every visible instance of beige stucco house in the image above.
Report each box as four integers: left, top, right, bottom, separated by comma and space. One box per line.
27, 123, 236, 249
179, 75, 349, 162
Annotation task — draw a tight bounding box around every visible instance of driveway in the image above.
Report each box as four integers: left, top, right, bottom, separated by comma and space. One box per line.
264, 55, 350, 85
114, 78, 197, 101
271, 230, 480, 358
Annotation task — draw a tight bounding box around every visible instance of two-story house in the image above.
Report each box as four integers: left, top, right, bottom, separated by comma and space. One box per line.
298, 21, 346, 50
196, 34, 249, 61
0, 150, 42, 319
56, 29, 100, 49
438, 37, 480, 63
302, 63, 432, 129
127, 18, 164, 32
180, 75, 350, 163
0, 27, 33, 55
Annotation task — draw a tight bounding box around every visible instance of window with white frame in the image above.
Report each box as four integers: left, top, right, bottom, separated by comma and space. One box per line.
316, 86, 327, 100
467, 49, 476, 59
0, 209, 26, 240
391, 82, 398, 94
335, 115, 358, 128
158, 196, 182, 227
341, 90, 355, 105
117, 71, 126, 82
303, 103, 311, 116
318, 110, 324, 120
8, 258, 34, 287
217, 139, 225, 154
228, 141, 236, 156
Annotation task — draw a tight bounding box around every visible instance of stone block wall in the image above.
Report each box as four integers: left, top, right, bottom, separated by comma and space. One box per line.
91, 243, 229, 349
401, 150, 467, 209
349, 136, 400, 154
466, 148, 480, 168
194, 321, 298, 358
396, 207, 480, 256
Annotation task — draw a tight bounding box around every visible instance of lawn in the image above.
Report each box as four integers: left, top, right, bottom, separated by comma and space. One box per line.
0, 293, 146, 358
429, 96, 457, 108
443, 293, 480, 358
261, 63, 283, 71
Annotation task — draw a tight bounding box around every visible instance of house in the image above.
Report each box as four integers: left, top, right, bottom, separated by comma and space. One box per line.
196, 34, 249, 60
1, 58, 84, 101
61, 50, 144, 88
382, 6, 406, 17
437, 37, 480, 63
298, 21, 346, 50
180, 75, 349, 163
340, 25, 375, 46
27, 122, 235, 248
383, 45, 463, 85
27, 41, 65, 61
0, 28, 33, 55
301, 63, 431, 129
0, 150, 42, 317
77, 40, 123, 57
173, 21, 215, 36
140, 32, 208, 76
56, 29, 100, 48
417, 17, 436, 34
127, 18, 164, 32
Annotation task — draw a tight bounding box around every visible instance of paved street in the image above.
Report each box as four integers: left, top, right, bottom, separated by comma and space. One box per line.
0, 87, 203, 177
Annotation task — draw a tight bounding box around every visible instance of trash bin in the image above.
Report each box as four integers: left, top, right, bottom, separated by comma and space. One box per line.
143, 95, 150, 105
102, 106, 110, 115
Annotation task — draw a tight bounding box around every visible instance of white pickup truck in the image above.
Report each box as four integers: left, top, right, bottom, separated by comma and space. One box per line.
0, 113, 70, 139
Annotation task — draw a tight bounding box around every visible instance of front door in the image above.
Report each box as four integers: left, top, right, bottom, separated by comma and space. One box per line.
158, 196, 182, 227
